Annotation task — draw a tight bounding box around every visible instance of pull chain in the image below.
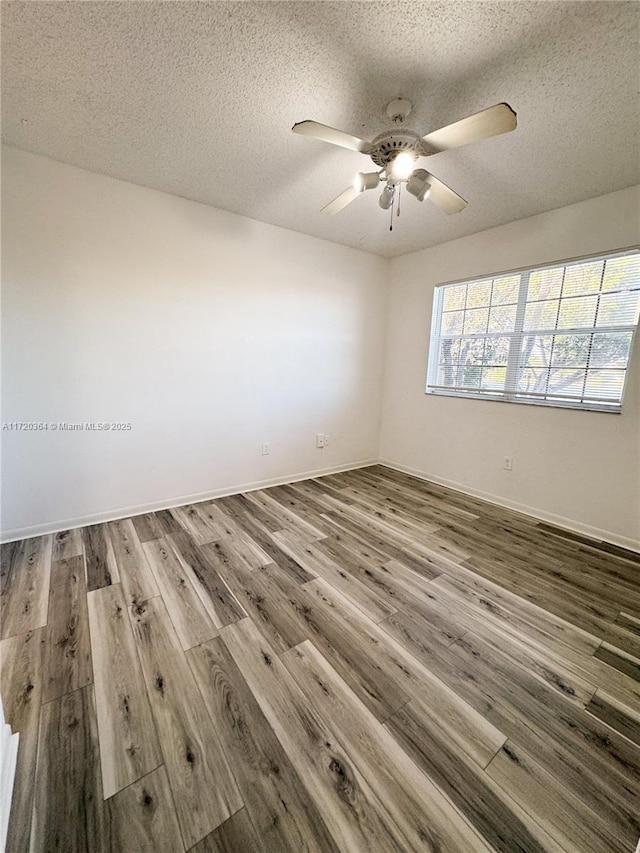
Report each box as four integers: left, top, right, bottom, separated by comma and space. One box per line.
397, 183, 402, 217
389, 190, 394, 231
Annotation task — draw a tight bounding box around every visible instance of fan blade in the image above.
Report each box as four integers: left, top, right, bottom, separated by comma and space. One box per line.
293, 120, 372, 154
321, 185, 360, 215
424, 173, 468, 215
422, 103, 517, 153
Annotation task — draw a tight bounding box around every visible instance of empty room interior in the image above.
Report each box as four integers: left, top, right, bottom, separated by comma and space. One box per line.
1, 2, 640, 851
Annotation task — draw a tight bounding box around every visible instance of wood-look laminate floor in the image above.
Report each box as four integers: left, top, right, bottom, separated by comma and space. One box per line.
1, 465, 639, 852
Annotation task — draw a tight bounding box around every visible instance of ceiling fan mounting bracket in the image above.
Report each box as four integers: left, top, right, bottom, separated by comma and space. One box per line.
386, 98, 412, 123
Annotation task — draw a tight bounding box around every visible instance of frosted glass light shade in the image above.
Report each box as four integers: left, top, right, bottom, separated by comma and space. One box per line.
407, 169, 431, 202
379, 185, 395, 209
354, 172, 380, 192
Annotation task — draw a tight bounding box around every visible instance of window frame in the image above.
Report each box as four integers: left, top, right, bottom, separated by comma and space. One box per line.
425, 247, 640, 414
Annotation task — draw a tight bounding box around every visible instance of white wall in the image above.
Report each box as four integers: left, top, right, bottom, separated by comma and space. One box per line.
379, 186, 640, 549
1, 147, 389, 537
3, 147, 639, 549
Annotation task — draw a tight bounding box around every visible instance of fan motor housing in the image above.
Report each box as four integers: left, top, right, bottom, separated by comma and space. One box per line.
369, 129, 431, 167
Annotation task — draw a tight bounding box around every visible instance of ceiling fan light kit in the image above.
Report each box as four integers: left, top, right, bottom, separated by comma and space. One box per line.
354, 171, 381, 192
292, 99, 517, 226
406, 169, 431, 202
379, 185, 395, 210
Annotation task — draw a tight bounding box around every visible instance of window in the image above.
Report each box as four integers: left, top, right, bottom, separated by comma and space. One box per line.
426, 249, 640, 413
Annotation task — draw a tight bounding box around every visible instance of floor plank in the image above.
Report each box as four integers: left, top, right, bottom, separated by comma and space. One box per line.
287, 585, 507, 766
319, 510, 449, 580
32, 685, 107, 852
154, 508, 185, 537
272, 530, 396, 623
204, 541, 308, 654
129, 595, 243, 848
282, 639, 493, 852
215, 496, 315, 584
189, 808, 263, 853
585, 689, 640, 747
52, 528, 84, 561
107, 519, 159, 607
194, 501, 272, 569
220, 618, 418, 851
616, 611, 640, 636
83, 523, 119, 592
264, 572, 411, 721
42, 555, 93, 703
601, 619, 640, 661
131, 512, 166, 544
243, 490, 328, 540
379, 602, 465, 664
87, 583, 162, 798
169, 504, 218, 545
385, 700, 562, 853
168, 532, 246, 628
104, 766, 185, 853
187, 638, 338, 851
594, 641, 640, 681
428, 567, 600, 656
1, 535, 52, 639
143, 538, 218, 650
415, 633, 640, 846
485, 740, 624, 853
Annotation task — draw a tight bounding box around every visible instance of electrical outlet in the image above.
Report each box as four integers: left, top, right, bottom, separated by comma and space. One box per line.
503, 456, 513, 471
261, 442, 270, 455
323, 434, 330, 447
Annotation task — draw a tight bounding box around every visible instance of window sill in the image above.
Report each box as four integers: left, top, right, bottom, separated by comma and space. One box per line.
425, 388, 622, 414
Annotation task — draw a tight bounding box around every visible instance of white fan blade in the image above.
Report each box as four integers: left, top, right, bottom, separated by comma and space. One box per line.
424, 173, 468, 214
321, 185, 360, 215
422, 103, 517, 153
293, 120, 372, 154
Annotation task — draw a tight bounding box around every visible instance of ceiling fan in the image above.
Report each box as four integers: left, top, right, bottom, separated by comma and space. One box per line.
292, 98, 517, 222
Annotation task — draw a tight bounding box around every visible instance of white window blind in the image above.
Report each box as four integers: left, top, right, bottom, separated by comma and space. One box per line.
426, 249, 640, 413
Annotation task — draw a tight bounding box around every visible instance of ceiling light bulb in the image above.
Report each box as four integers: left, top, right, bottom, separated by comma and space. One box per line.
354, 171, 381, 193
390, 151, 416, 181
379, 185, 394, 210
406, 169, 431, 202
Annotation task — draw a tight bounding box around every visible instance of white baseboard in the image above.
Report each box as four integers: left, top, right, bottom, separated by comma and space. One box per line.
4, 455, 638, 555
378, 459, 640, 555
0, 458, 377, 543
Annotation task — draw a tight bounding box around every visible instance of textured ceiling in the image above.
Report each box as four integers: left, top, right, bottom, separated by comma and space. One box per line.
2, 1, 639, 258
